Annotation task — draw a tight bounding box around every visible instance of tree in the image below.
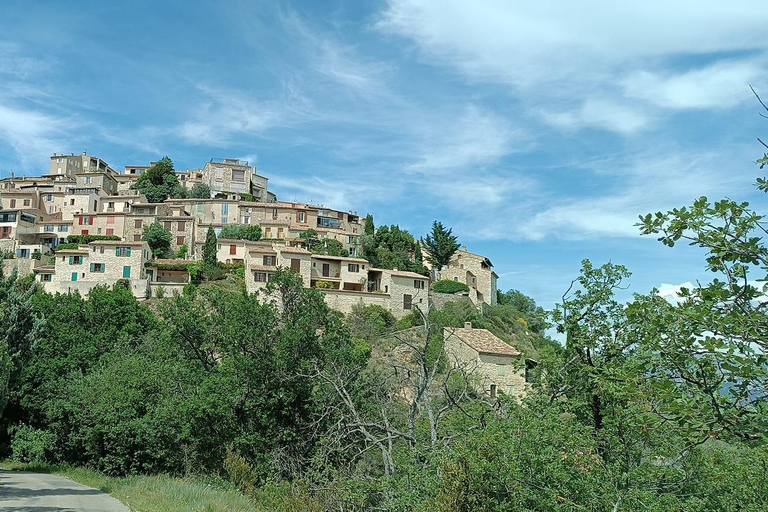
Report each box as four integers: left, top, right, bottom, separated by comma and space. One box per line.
203, 227, 218, 267
131, 156, 186, 203
219, 224, 262, 242
0, 264, 44, 418
363, 214, 375, 235
422, 221, 460, 270
362, 225, 428, 275
188, 182, 211, 199
298, 229, 319, 251
142, 222, 172, 258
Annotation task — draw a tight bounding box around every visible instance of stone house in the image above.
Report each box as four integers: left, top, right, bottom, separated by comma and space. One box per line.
43, 240, 150, 298
444, 322, 533, 401
243, 242, 312, 293
438, 247, 499, 306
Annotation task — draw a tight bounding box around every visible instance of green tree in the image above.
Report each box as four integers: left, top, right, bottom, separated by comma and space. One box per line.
422, 221, 460, 270
298, 229, 319, 251
142, 222, 172, 258
363, 214, 375, 235
362, 225, 428, 275
0, 265, 44, 417
188, 182, 211, 199
131, 156, 186, 203
496, 288, 550, 334
203, 227, 218, 267
219, 224, 262, 242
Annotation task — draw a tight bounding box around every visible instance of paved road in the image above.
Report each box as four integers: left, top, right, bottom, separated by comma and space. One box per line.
0, 470, 129, 511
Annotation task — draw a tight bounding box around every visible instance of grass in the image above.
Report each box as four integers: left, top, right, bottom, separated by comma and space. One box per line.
0, 461, 260, 511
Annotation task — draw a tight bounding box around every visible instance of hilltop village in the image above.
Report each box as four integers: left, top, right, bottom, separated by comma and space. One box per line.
0, 152, 498, 319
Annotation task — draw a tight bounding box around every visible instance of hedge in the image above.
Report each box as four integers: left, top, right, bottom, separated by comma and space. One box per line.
432, 279, 470, 294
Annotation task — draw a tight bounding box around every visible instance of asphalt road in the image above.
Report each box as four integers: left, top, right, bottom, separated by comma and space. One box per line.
0, 470, 129, 511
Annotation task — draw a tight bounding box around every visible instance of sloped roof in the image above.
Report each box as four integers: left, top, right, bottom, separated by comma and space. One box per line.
444, 326, 521, 356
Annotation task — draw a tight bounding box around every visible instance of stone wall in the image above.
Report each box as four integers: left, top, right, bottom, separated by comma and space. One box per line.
320, 289, 391, 316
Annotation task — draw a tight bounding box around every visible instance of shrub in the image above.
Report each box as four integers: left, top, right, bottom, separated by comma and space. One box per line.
182, 283, 197, 297
10, 425, 55, 463
314, 280, 334, 289
433, 279, 470, 294
223, 446, 256, 496
66, 234, 121, 245
155, 285, 166, 299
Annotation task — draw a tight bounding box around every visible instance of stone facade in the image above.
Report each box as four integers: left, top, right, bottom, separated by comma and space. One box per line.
444, 322, 528, 401
438, 247, 498, 306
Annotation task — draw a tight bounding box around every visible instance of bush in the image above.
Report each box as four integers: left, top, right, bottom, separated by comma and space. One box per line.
223, 446, 256, 496
433, 279, 470, 294
10, 425, 56, 463
204, 264, 225, 281
54, 243, 79, 251
66, 234, 121, 245
182, 283, 197, 297
314, 280, 334, 289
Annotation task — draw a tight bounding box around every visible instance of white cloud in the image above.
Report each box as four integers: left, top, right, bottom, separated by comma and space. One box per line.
623, 58, 767, 110
0, 105, 69, 169
544, 99, 650, 134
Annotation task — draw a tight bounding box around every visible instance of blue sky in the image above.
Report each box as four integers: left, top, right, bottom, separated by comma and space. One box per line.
2, 0, 768, 310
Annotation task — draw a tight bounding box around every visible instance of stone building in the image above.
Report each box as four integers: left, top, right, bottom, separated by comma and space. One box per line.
438, 246, 499, 306
444, 322, 532, 401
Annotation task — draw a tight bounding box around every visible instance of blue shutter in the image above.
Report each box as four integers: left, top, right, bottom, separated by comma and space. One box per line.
90, 263, 94, 272
69, 256, 73, 264
71, 272, 77, 282
116, 247, 120, 256
126, 247, 132, 256
123, 265, 131, 278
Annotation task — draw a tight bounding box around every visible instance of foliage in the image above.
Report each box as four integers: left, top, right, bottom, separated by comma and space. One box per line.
53, 243, 79, 250
432, 279, 470, 294
363, 214, 375, 235
65, 234, 121, 245
422, 220, 460, 270
220, 224, 262, 242
10, 424, 55, 463
299, 229, 349, 256
637, 193, 768, 439
130, 156, 186, 203
176, 244, 188, 259
347, 304, 396, 342
203, 227, 218, 267
188, 182, 212, 199
142, 222, 172, 258
313, 280, 334, 289
497, 288, 551, 334
361, 224, 428, 275
0, 264, 44, 418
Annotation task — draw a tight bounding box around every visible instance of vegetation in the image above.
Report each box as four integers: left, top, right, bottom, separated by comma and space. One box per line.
188, 182, 212, 199
143, 222, 172, 258
421, 220, 460, 270
131, 156, 186, 203
220, 224, 262, 242
203, 227, 218, 267
361, 219, 427, 275
432, 279, 470, 294
299, 229, 349, 257
65, 234, 121, 245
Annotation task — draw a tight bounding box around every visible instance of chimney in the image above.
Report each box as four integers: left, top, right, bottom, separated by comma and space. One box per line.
464, 322, 472, 330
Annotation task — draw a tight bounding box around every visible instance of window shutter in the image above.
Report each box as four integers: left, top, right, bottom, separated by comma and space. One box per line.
90, 263, 94, 272
69, 256, 73, 264
15, 249, 21, 258
126, 247, 132, 256
115, 247, 120, 256
78, 217, 83, 225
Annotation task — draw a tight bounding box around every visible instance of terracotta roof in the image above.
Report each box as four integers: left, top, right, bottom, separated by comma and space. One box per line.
249, 264, 278, 271
445, 326, 521, 356
311, 254, 368, 263
90, 240, 146, 246
279, 246, 311, 254
388, 269, 429, 280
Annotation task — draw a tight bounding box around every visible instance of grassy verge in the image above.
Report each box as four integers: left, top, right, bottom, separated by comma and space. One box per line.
0, 461, 259, 511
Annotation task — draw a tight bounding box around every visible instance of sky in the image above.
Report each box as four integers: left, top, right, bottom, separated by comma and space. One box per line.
1, 0, 768, 310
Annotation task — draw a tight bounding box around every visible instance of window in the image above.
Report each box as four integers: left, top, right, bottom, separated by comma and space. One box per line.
81, 229, 89, 235
107, 216, 115, 224
291, 259, 301, 273
242, 216, 250, 225
0, 226, 11, 239
403, 294, 412, 310
453, 277, 458, 281
23, 199, 30, 206
48, 206, 54, 214
196, 203, 204, 212
497, 364, 506, 376
277, 228, 284, 238
78, 217, 93, 226
134, 234, 141, 241
10, 199, 15, 208
221, 217, 228, 224
58, 224, 68, 232
116, 246, 132, 257
90, 263, 105, 273
84, 176, 93, 184
232, 170, 245, 181
298, 212, 306, 223
221, 203, 229, 215
414, 280, 425, 289
123, 266, 131, 278
230, 244, 237, 255
263, 255, 275, 266
40, 274, 51, 282
177, 221, 185, 232
106, 228, 114, 236
177, 236, 185, 246
44, 225, 54, 232
69, 255, 83, 265
71, 272, 78, 282
490, 384, 497, 399
255, 272, 269, 282
272, 208, 278, 219
164, 221, 172, 230
348, 264, 359, 272
134, 219, 142, 229
264, 228, 271, 238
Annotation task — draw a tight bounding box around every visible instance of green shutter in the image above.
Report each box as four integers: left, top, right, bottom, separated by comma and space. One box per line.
126, 247, 132, 256
71, 272, 77, 282
69, 256, 73, 264
90, 263, 94, 272
116, 247, 120, 256
123, 266, 131, 278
